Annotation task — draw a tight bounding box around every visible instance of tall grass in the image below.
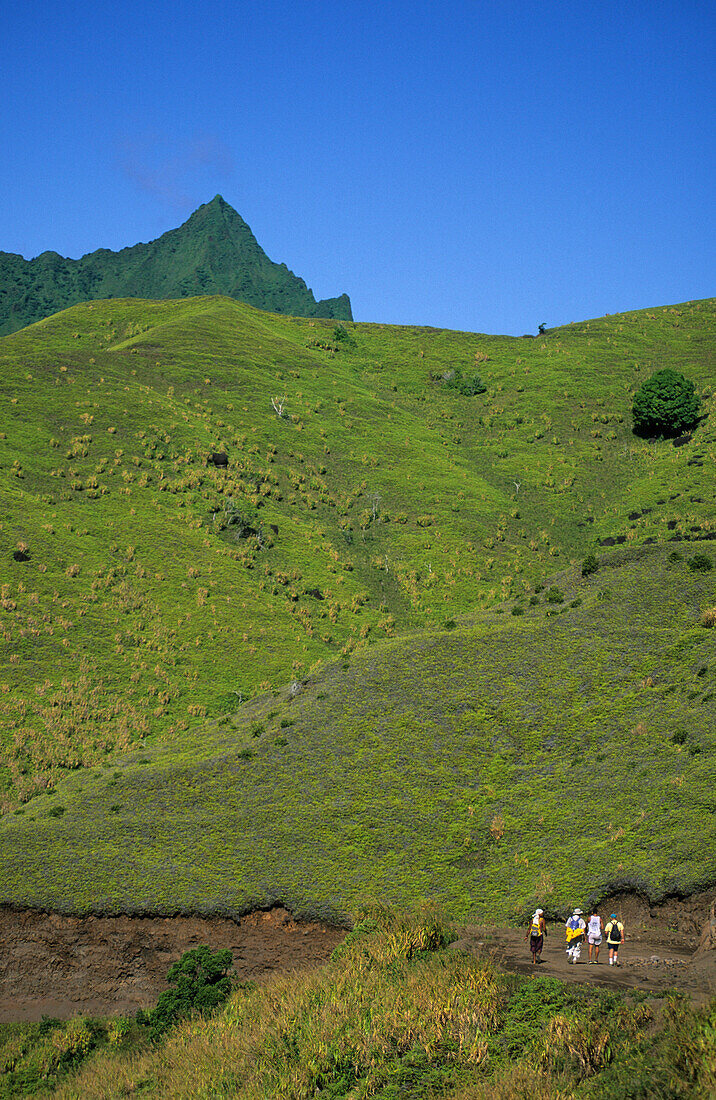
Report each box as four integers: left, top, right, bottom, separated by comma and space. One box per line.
43, 908, 716, 1099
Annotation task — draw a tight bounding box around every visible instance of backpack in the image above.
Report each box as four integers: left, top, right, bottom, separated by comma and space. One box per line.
607, 921, 622, 943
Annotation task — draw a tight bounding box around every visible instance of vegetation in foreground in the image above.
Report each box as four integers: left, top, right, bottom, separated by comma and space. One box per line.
1, 909, 714, 1099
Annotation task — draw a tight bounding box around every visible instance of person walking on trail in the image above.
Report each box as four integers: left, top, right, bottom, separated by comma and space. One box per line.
526, 908, 547, 964
605, 913, 625, 965
587, 910, 604, 964
565, 909, 586, 963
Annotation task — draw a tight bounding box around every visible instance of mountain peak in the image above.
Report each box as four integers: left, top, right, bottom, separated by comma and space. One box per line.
0, 201, 353, 334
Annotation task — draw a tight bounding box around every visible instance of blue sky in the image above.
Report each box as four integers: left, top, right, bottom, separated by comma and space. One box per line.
2, 0, 714, 333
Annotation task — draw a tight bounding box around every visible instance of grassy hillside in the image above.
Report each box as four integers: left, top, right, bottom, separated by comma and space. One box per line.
0, 197, 352, 335
2, 542, 713, 921
0, 294, 713, 919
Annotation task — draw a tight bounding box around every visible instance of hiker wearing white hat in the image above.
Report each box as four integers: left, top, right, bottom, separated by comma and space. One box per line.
565, 909, 586, 963
525, 908, 547, 964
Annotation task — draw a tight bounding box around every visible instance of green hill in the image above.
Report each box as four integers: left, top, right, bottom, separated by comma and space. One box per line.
0, 197, 352, 335
0, 295, 713, 920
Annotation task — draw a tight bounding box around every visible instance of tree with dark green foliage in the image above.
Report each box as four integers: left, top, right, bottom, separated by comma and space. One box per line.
581, 552, 599, 576
136, 946, 233, 1040
632, 368, 701, 438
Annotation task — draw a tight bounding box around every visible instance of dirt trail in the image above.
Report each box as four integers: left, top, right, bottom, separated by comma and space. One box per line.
452, 889, 716, 1003
0, 906, 344, 1022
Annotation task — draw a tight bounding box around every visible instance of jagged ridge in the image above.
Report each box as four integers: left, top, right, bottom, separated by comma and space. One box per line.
0, 196, 352, 333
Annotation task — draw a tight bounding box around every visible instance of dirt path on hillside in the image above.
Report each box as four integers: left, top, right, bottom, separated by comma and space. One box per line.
452, 889, 716, 1004
0, 907, 344, 1022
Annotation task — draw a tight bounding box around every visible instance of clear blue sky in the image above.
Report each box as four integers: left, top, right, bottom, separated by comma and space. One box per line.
2, 0, 714, 334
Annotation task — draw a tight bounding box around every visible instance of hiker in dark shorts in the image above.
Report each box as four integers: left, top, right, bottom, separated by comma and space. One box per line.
605, 913, 625, 965
526, 908, 547, 964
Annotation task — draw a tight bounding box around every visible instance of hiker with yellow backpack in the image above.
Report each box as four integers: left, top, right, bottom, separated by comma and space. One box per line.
525, 908, 547, 964
565, 908, 586, 963
605, 913, 626, 965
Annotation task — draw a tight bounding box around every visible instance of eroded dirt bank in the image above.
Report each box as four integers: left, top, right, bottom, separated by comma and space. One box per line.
0, 906, 344, 1022
2, 890, 714, 1022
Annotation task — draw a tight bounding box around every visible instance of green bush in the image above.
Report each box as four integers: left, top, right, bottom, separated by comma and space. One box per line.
136, 946, 233, 1040
581, 552, 599, 576
632, 369, 701, 438
444, 367, 486, 396
222, 498, 258, 537
546, 586, 564, 604
333, 324, 356, 347
688, 553, 712, 573
457, 372, 487, 396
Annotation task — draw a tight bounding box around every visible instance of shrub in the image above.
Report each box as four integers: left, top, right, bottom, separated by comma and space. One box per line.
457, 372, 487, 396
688, 553, 712, 573
444, 367, 486, 396
632, 369, 701, 438
700, 608, 716, 628
580, 550, 598, 576
671, 730, 688, 745
333, 324, 356, 347
137, 946, 233, 1040
546, 586, 564, 604
223, 499, 258, 537
581, 552, 599, 576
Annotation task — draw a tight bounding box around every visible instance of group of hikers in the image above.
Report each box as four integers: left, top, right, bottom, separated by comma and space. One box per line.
526, 908, 625, 966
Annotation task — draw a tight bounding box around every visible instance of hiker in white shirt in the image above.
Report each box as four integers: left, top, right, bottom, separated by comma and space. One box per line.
587, 910, 604, 964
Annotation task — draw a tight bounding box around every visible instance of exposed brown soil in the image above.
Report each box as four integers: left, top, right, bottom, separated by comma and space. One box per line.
452, 889, 716, 1004
0, 906, 344, 1022
2, 891, 714, 1023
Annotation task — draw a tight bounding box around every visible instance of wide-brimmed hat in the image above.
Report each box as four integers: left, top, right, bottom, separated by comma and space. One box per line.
573, 908, 583, 915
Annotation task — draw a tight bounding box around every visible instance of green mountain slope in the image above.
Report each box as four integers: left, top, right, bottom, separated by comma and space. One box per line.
0, 197, 352, 334
0, 295, 713, 919
2, 544, 714, 921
